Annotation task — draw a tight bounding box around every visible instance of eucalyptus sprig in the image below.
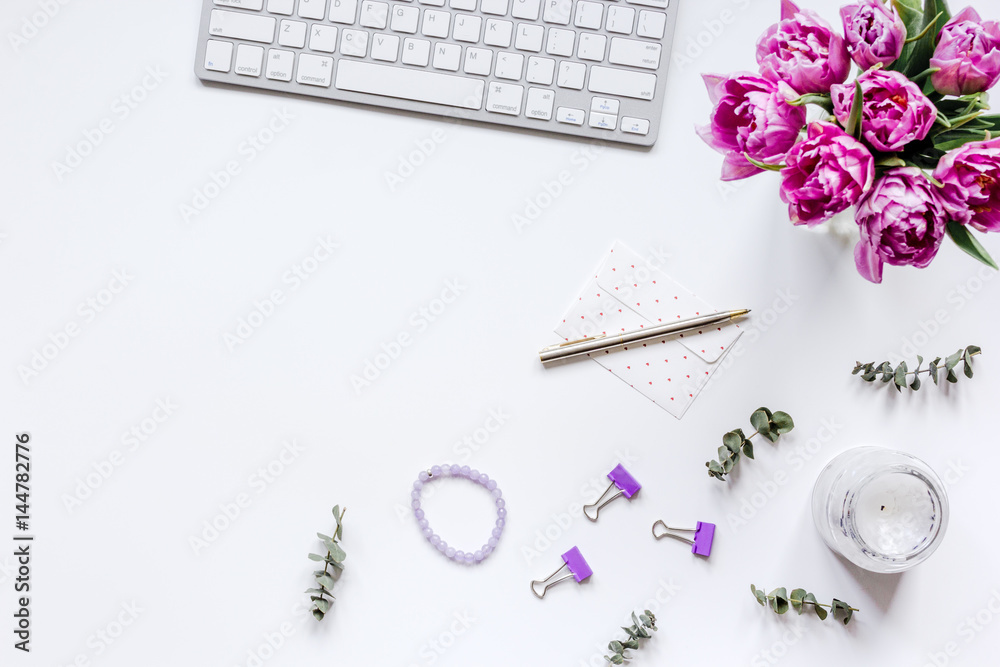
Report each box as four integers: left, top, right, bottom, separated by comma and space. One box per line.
853, 345, 982, 391
306, 505, 346, 622
751, 585, 857, 626
603, 610, 657, 665
706, 408, 794, 481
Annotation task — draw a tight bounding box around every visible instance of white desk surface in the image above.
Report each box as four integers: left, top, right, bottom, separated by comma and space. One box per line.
3, 1, 999, 665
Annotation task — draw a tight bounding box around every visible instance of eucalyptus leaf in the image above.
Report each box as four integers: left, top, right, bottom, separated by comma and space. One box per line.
750, 409, 771, 436
316, 574, 337, 591
742, 440, 755, 460
770, 411, 794, 434
312, 609, 325, 621
314, 598, 331, 613
789, 588, 807, 613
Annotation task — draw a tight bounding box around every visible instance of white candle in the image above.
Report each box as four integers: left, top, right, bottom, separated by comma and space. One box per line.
852, 472, 938, 558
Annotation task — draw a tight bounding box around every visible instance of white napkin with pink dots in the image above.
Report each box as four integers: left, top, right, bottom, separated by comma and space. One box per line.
554, 242, 743, 418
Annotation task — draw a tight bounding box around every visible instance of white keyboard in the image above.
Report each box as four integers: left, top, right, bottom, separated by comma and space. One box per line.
195, 0, 678, 146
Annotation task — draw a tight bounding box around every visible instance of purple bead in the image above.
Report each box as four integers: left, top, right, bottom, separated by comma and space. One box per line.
492, 488, 502, 499
422, 527, 433, 538
488, 536, 499, 547
496, 517, 505, 528
478, 473, 489, 485
441, 465, 452, 476
413, 480, 423, 491
497, 508, 507, 519
496, 498, 505, 509
430, 465, 442, 476
453, 550, 464, 561
445, 547, 456, 558
474, 550, 484, 562
419, 471, 430, 482
437, 540, 448, 552
430, 534, 441, 546
411, 489, 421, 499
463, 552, 474, 564
414, 509, 424, 520
460, 465, 471, 477
484, 545, 493, 556
450, 464, 462, 475
486, 480, 497, 491
418, 518, 429, 529
469, 468, 479, 480
492, 527, 502, 538
411, 499, 421, 509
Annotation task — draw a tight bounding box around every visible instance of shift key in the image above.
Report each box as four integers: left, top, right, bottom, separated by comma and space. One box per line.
209, 10, 276, 43
588, 66, 656, 101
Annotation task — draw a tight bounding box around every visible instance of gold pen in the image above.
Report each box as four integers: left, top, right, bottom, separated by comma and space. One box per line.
539, 309, 751, 364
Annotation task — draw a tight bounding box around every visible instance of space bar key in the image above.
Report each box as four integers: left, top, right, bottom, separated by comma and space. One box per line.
335, 61, 485, 110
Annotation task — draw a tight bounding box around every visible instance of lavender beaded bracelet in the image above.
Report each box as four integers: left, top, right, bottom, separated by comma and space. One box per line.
412, 464, 506, 565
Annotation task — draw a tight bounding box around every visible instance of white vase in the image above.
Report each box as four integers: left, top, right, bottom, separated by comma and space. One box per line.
801, 209, 860, 246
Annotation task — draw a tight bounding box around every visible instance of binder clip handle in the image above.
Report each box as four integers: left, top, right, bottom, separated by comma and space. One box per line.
583, 464, 641, 522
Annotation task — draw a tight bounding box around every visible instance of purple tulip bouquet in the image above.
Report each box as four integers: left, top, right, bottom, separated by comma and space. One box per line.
699, 0, 1000, 283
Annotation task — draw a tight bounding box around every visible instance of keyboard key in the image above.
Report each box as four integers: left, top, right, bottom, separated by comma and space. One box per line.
209, 10, 276, 43
391, 5, 419, 33
419, 0, 447, 5
486, 81, 523, 115
309, 24, 338, 51
545, 28, 574, 57
266, 48, 295, 80
450, 0, 477, 8
608, 37, 661, 69
297, 53, 334, 85
494, 52, 524, 79
279, 20, 307, 47
371, 33, 400, 60
215, 0, 264, 10
588, 65, 655, 99
556, 106, 584, 125
525, 87, 554, 120
433, 42, 461, 70
574, 1, 603, 30
525, 56, 554, 84
298, 0, 327, 19
511, 0, 540, 20
268, 0, 295, 14
329, 0, 357, 23
557, 60, 585, 88
205, 40, 234, 72
341, 28, 369, 56
589, 111, 615, 129
542, 0, 572, 25
453, 15, 482, 42
625, 0, 668, 7
637, 10, 666, 39
606, 6, 634, 34
515, 23, 543, 51
422, 10, 450, 38
484, 19, 513, 47
335, 59, 485, 108
360, 1, 389, 28
577, 33, 606, 61
621, 116, 650, 135
481, 0, 509, 15
591, 96, 619, 114
402, 37, 431, 65
235, 44, 264, 76
463, 47, 493, 75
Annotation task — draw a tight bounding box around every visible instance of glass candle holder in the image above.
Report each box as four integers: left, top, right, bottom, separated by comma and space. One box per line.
811, 447, 949, 573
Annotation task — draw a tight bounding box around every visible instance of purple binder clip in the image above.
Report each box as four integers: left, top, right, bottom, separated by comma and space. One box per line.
652, 520, 716, 557
530, 547, 593, 599
583, 464, 641, 521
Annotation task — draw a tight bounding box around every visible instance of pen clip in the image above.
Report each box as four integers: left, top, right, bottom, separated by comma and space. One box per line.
541, 334, 607, 352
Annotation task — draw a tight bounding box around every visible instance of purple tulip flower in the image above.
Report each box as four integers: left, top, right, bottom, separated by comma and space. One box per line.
780, 122, 875, 226
933, 138, 1000, 233
697, 72, 807, 181
930, 7, 1000, 96
854, 168, 948, 284
756, 0, 851, 94
831, 69, 938, 153
840, 0, 906, 70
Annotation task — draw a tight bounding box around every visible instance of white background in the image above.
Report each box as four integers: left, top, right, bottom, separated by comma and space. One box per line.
2, 1, 999, 666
